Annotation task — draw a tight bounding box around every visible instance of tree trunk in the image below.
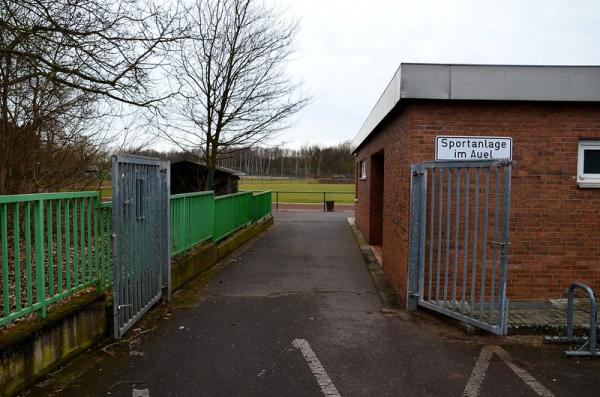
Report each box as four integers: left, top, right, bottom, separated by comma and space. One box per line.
317, 154, 322, 178
206, 144, 219, 191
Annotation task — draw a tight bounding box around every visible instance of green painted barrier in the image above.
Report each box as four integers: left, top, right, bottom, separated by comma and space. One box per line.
0, 189, 271, 326
253, 191, 272, 221
213, 192, 254, 241
170, 191, 214, 255
0, 192, 112, 326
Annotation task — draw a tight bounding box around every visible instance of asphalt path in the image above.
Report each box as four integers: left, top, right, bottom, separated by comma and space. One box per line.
28, 211, 600, 397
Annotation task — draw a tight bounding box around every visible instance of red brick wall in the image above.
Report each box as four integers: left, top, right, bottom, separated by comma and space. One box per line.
355, 109, 412, 301
355, 100, 600, 304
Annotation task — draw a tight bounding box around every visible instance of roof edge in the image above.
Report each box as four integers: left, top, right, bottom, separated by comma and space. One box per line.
351, 63, 600, 153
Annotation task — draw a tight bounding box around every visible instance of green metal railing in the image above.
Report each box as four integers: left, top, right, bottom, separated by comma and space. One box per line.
0, 189, 271, 326
271, 191, 355, 211
170, 191, 272, 253
97, 201, 112, 289
214, 192, 254, 241
170, 192, 214, 255
253, 191, 272, 221
0, 192, 112, 326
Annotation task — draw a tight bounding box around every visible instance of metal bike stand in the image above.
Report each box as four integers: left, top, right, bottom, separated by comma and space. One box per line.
544, 282, 600, 357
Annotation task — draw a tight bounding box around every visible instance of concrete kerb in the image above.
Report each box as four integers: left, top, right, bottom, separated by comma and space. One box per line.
0, 216, 274, 397
346, 217, 401, 311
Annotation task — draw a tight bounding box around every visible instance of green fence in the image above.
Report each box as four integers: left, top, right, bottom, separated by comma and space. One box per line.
213, 192, 255, 241
0, 192, 112, 326
170, 192, 214, 255
171, 191, 272, 250
253, 191, 272, 221
0, 189, 270, 326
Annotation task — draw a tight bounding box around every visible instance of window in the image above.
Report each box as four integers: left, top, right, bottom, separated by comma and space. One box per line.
577, 140, 600, 188
359, 159, 367, 180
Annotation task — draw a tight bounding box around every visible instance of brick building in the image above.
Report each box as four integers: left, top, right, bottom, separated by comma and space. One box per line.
352, 64, 600, 324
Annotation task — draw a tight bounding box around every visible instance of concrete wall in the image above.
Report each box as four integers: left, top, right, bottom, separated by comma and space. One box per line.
0, 293, 107, 397
355, 100, 600, 304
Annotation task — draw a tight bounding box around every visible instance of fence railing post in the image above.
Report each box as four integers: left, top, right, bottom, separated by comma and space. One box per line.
34, 199, 47, 319
1, 204, 9, 317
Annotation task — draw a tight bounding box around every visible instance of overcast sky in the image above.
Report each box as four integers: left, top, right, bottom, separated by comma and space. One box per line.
261, 0, 600, 149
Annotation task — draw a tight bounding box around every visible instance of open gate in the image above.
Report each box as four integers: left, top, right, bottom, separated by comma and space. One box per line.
407, 160, 512, 335
112, 154, 170, 339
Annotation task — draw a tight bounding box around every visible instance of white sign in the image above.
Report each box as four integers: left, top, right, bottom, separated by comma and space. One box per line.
435, 136, 512, 161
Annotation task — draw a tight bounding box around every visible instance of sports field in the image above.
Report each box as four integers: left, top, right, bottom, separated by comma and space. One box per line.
239, 178, 355, 204
96, 178, 355, 204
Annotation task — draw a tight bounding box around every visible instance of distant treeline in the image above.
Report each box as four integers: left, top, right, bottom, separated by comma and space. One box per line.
136, 141, 355, 179
218, 142, 354, 178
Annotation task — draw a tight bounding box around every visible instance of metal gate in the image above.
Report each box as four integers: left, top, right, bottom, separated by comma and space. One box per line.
112, 154, 170, 339
407, 160, 512, 335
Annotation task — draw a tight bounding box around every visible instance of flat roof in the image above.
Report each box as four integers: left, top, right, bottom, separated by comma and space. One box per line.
172, 160, 245, 176
351, 63, 600, 152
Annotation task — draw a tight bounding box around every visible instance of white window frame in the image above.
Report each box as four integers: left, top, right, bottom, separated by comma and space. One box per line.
359, 159, 367, 180
577, 140, 600, 188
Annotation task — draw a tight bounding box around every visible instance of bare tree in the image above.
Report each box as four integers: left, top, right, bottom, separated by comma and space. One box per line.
0, 0, 185, 194
162, 0, 309, 189
0, 0, 183, 105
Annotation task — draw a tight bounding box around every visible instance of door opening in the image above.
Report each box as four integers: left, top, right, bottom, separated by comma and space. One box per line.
369, 151, 384, 247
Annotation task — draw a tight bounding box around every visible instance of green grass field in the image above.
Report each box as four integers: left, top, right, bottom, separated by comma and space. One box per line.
239, 178, 355, 204
97, 178, 356, 204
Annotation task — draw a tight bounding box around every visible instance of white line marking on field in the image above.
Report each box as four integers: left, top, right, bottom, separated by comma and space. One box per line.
463, 345, 555, 397
292, 339, 341, 397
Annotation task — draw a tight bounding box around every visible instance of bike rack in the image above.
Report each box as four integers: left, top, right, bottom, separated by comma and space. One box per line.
544, 282, 600, 357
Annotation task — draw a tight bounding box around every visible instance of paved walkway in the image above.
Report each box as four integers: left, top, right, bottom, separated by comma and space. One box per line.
30, 212, 600, 397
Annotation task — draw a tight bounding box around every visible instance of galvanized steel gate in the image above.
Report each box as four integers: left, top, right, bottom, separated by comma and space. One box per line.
407, 160, 512, 335
112, 154, 171, 339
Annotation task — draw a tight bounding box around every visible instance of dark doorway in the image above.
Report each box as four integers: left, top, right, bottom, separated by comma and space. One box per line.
369, 151, 384, 246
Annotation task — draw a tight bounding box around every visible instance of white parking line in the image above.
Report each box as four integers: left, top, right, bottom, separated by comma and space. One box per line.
463, 345, 555, 397
292, 339, 341, 397
463, 345, 494, 397
132, 388, 150, 397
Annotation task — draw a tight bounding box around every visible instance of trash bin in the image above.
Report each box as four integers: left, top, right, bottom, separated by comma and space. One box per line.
325, 200, 335, 212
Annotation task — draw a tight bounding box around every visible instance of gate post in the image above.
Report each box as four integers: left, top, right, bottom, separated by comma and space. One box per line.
407, 164, 424, 311
111, 155, 121, 339
160, 160, 172, 301
497, 162, 512, 335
